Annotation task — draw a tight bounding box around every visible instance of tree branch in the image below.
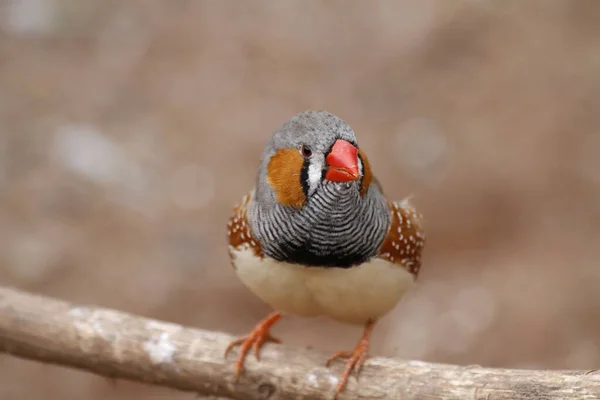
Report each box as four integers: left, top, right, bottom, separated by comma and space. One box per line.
0, 286, 598, 400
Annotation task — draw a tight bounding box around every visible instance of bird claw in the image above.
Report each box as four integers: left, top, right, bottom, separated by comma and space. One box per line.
325, 320, 375, 398
252, 333, 281, 361
325, 341, 370, 397
325, 350, 354, 367
353, 351, 369, 379
224, 312, 282, 380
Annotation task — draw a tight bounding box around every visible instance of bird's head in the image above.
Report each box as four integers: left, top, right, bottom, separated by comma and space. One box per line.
255, 110, 374, 209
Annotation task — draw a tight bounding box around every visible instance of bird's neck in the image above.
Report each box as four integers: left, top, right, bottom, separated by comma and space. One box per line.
250, 183, 390, 268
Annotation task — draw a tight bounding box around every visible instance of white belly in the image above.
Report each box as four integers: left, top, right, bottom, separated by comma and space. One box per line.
231, 245, 415, 325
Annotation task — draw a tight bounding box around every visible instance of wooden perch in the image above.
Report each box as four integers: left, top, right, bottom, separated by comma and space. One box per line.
0, 286, 598, 400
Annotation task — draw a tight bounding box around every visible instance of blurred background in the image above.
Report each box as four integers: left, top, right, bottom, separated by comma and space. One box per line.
2, 0, 600, 398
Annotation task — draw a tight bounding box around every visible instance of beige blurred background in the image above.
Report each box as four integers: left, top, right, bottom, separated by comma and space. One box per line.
2, 0, 600, 398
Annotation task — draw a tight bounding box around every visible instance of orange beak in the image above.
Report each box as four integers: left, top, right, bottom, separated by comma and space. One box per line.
325, 139, 360, 182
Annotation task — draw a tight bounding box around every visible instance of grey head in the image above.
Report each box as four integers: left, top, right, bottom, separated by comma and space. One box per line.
255, 110, 360, 206
249, 110, 391, 268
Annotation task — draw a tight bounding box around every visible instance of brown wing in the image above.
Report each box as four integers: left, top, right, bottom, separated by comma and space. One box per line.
226, 190, 263, 268
377, 197, 425, 277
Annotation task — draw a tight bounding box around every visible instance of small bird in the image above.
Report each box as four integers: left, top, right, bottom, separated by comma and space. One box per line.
225, 110, 425, 397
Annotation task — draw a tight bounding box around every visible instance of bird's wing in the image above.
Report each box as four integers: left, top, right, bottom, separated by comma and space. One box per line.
376, 197, 425, 277
227, 190, 264, 267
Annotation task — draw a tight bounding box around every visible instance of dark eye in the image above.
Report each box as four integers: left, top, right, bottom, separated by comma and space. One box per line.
300, 145, 313, 158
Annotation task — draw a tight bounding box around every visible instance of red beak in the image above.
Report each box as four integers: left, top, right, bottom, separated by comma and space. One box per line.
325, 139, 360, 182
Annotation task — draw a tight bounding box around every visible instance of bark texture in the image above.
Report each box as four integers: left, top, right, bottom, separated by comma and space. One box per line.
0, 286, 598, 400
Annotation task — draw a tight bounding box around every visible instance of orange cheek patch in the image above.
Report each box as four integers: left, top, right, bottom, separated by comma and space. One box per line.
267, 148, 307, 209
358, 148, 373, 197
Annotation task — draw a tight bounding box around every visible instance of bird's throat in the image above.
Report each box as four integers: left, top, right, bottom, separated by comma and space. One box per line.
252, 183, 390, 269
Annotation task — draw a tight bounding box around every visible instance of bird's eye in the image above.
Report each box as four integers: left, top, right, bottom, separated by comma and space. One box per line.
300, 145, 313, 158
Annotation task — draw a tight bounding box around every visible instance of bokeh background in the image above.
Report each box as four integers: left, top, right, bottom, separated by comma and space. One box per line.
2, 0, 600, 398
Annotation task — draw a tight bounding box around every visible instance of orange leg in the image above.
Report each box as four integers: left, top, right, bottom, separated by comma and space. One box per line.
326, 319, 376, 398
224, 311, 282, 380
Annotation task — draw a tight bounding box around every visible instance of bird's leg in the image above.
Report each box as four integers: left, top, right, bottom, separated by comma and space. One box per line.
224, 311, 282, 380
325, 319, 376, 397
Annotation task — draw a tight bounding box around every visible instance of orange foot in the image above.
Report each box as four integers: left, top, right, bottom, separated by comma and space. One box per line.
224, 311, 282, 380
326, 319, 376, 398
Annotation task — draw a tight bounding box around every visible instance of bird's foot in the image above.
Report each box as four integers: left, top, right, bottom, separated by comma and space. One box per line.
224, 311, 282, 380
325, 319, 376, 398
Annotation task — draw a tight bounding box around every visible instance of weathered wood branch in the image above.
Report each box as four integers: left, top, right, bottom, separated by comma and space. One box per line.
0, 286, 598, 400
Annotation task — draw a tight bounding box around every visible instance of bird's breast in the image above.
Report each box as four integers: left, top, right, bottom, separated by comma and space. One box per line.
230, 244, 415, 324
254, 183, 390, 268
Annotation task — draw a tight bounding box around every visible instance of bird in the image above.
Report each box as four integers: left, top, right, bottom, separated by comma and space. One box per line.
225, 110, 425, 397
